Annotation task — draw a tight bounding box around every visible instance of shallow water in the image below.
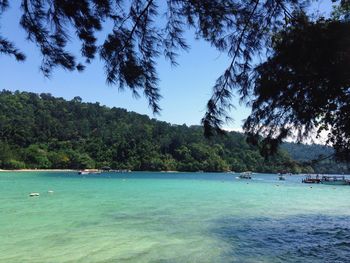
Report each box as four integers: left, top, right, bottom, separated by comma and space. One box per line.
1, 172, 350, 262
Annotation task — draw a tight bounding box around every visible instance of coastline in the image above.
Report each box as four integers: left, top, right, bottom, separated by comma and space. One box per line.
0, 169, 77, 172
0, 169, 225, 173
0, 169, 186, 173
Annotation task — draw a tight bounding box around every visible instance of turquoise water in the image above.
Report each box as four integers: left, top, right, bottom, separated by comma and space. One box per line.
1, 172, 350, 262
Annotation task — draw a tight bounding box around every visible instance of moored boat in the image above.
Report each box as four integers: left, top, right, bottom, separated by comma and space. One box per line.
278, 174, 286, 181
302, 175, 321, 184
321, 175, 349, 185
239, 171, 252, 179
78, 169, 102, 175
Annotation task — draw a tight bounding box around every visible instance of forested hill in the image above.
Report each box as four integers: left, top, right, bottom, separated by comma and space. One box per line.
0, 90, 327, 173
281, 143, 350, 174
281, 143, 333, 162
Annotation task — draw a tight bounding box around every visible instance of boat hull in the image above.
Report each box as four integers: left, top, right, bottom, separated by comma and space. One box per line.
239, 175, 252, 179
302, 179, 321, 184
321, 180, 349, 185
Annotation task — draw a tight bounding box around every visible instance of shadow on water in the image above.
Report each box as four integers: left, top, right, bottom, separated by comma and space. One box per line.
212, 214, 350, 263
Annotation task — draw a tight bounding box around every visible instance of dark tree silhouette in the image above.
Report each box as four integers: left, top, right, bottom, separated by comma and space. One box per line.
0, 0, 349, 159
244, 15, 350, 161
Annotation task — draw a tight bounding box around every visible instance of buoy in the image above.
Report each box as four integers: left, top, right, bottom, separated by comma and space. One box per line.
29, 192, 40, 197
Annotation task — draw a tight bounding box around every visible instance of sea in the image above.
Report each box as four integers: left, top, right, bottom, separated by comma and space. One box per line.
1, 172, 350, 262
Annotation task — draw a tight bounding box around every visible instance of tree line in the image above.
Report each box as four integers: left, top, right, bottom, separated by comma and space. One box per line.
0, 90, 317, 173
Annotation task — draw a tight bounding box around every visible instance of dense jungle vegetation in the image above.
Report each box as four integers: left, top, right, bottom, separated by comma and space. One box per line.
0, 90, 347, 173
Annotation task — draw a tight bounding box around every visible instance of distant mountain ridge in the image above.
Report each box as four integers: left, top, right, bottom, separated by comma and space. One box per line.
0, 90, 348, 173
281, 143, 334, 162
281, 143, 349, 174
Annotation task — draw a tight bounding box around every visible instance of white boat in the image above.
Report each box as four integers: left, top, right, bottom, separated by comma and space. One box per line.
78, 170, 101, 175
239, 171, 252, 179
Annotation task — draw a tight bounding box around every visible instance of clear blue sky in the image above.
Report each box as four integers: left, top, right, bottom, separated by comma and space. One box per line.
0, 1, 334, 130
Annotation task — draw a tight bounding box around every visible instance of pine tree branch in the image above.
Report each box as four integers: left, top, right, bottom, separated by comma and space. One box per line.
212, 0, 260, 107
116, 0, 154, 55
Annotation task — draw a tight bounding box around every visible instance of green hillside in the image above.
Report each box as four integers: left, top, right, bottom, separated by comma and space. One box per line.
0, 90, 328, 173
282, 143, 350, 174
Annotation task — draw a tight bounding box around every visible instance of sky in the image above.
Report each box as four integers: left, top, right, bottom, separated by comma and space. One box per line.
0, 1, 334, 131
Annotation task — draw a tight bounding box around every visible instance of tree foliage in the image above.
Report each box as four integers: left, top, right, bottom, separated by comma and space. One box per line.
0, 0, 349, 158
0, 1, 320, 113
244, 16, 350, 161
282, 142, 350, 174
0, 90, 315, 173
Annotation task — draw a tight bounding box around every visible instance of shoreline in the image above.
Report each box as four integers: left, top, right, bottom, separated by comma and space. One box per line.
0, 169, 77, 172
0, 170, 348, 176
0, 169, 226, 173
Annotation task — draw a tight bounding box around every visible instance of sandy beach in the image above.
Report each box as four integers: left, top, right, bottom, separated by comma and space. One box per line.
0, 169, 77, 172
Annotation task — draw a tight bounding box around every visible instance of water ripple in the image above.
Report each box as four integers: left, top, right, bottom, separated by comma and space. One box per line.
213, 214, 350, 262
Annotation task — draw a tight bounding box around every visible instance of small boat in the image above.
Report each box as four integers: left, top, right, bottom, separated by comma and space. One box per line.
78, 169, 101, 175
278, 174, 286, 181
321, 175, 349, 185
239, 171, 252, 179
302, 175, 321, 184
29, 192, 40, 197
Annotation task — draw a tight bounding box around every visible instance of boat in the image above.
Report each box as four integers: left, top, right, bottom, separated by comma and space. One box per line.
29, 192, 40, 197
278, 174, 286, 181
78, 169, 102, 175
239, 171, 252, 179
302, 175, 321, 184
321, 175, 350, 185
